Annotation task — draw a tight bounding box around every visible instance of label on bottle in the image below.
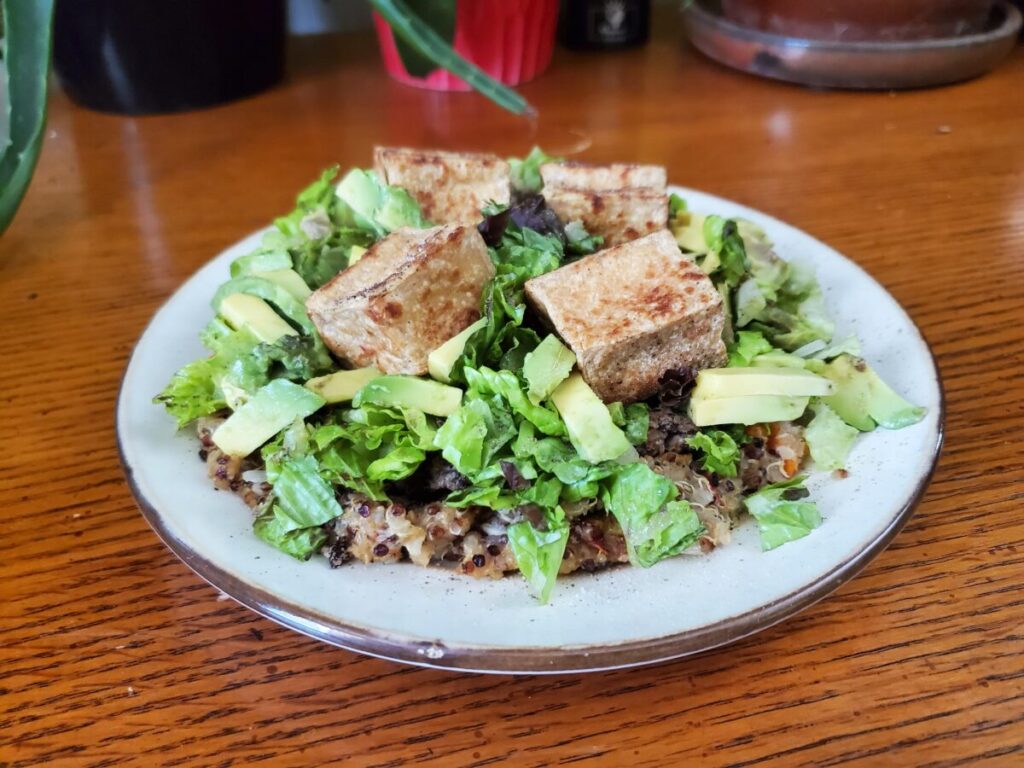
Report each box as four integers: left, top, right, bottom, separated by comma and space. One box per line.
587, 1, 639, 45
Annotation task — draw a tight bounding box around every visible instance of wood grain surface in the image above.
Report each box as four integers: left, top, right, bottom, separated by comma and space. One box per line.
3, 19, 1023, 768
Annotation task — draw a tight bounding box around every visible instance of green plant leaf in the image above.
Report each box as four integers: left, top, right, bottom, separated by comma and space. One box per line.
0, 0, 53, 234
392, 0, 456, 77
369, 0, 532, 115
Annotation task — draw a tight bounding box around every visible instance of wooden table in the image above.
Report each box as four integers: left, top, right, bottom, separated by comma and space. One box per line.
4, 20, 1023, 767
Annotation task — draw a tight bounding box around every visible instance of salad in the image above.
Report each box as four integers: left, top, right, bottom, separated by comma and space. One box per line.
155, 146, 926, 604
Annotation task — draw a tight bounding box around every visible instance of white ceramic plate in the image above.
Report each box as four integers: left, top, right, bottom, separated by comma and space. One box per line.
117, 187, 943, 674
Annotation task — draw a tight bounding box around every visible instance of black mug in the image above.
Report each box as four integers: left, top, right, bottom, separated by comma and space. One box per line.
53, 0, 286, 115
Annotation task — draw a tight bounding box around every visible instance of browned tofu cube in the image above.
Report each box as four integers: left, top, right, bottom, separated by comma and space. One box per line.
306, 225, 495, 374
524, 229, 727, 403
540, 162, 667, 190
540, 161, 668, 247
373, 146, 510, 225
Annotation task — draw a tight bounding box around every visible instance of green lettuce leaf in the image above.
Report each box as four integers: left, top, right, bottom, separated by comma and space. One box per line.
452, 276, 540, 382
273, 166, 340, 237
507, 507, 569, 604
464, 367, 565, 437
311, 404, 434, 499
805, 402, 860, 471
153, 356, 224, 428
334, 167, 429, 237
433, 395, 516, 478
253, 505, 328, 561
272, 454, 344, 530
252, 438, 341, 561
668, 193, 688, 218
727, 330, 775, 368
600, 462, 705, 567
563, 220, 604, 256
747, 262, 835, 351
686, 429, 740, 477
745, 476, 822, 551
608, 402, 650, 446
154, 319, 333, 427
508, 146, 559, 196
702, 215, 749, 288
491, 225, 565, 287
263, 166, 390, 289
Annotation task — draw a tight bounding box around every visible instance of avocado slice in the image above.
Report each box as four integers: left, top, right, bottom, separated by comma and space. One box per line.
305, 367, 382, 404
354, 375, 463, 417
694, 366, 834, 399
219, 293, 297, 344
427, 318, 486, 384
550, 373, 632, 463
523, 334, 576, 404
335, 169, 383, 232
212, 275, 316, 337
673, 211, 707, 253
821, 354, 926, 431
213, 380, 325, 457
689, 393, 810, 427
257, 268, 311, 301
375, 186, 425, 232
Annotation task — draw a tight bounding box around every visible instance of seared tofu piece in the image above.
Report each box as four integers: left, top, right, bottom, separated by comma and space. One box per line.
540, 162, 667, 191
373, 146, 510, 225
525, 229, 727, 403
540, 161, 668, 247
306, 225, 495, 374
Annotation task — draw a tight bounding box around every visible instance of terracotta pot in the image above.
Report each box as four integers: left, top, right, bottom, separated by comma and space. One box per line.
721, 0, 993, 41
374, 0, 559, 91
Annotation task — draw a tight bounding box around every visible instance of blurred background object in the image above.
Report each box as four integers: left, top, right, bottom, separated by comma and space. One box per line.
684, 0, 1022, 89
0, 0, 53, 234
50, 0, 531, 117
373, 0, 559, 90
53, 0, 287, 115
721, 0, 993, 41
559, 0, 652, 49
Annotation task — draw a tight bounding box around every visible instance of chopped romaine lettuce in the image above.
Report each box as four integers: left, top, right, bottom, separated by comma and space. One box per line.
563, 220, 604, 256
154, 319, 332, 428
686, 429, 741, 477
508, 146, 560, 196
601, 462, 705, 567
745, 477, 822, 551
334, 168, 429, 236
608, 402, 650, 446
465, 367, 565, 437
805, 402, 860, 471
702, 215, 749, 288
272, 454, 343, 529
668, 193, 687, 217
433, 395, 515, 478
253, 505, 328, 560
507, 507, 569, 604
309, 403, 434, 500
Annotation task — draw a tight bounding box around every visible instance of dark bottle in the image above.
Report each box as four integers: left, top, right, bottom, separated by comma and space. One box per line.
53, 0, 286, 115
559, 0, 651, 50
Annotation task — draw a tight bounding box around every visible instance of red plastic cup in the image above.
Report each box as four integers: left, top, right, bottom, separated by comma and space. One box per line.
374, 0, 559, 91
